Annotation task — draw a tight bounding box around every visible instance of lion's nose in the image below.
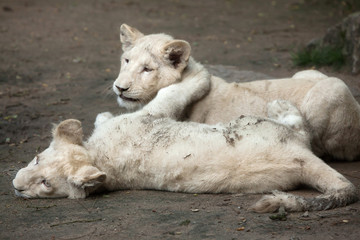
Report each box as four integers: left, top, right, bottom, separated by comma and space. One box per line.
116, 85, 129, 93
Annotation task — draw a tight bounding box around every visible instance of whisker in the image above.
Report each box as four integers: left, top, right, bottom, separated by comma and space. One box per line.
100, 83, 117, 100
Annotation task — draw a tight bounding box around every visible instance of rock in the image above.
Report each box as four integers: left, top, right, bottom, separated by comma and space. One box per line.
302, 211, 310, 218
308, 12, 360, 74
269, 206, 287, 221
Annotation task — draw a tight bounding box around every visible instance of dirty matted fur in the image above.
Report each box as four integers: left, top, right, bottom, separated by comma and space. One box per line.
113, 24, 360, 161
13, 74, 358, 213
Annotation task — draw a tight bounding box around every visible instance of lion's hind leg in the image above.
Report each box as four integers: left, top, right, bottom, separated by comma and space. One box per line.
250, 153, 358, 213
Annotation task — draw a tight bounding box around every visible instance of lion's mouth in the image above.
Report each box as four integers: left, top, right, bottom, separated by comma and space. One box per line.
119, 94, 139, 102
14, 189, 31, 198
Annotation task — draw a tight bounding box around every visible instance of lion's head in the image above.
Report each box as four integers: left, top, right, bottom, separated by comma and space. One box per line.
12, 119, 106, 199
113, 24, 191, 110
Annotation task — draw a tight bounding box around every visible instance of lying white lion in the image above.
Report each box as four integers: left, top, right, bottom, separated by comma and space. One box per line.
113, 24, 360, 161
13, 75, 358, 212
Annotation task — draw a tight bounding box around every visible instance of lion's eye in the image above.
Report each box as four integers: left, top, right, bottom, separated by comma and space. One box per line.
41, 179, 51, 188
124, 58, 129, 64
143, 67, 153, 72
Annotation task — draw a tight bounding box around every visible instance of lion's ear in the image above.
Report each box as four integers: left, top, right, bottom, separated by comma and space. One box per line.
53, 119, 83, 145
69, 165, 107, 188
120, 24, 144, 51
163, 40, 191, 70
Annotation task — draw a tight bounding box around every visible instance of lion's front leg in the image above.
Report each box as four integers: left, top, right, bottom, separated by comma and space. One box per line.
142, 63, 211, 120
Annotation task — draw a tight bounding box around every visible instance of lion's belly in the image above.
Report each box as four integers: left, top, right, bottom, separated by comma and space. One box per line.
96, 116, 306, 193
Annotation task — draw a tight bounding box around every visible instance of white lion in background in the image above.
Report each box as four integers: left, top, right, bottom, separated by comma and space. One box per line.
113, 24, 360, 161
13, 73, 358, 213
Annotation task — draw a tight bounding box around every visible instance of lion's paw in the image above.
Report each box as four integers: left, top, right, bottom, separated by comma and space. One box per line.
94, 112, 114, 128
267, 100, 304, 132
250, 190, 307, 213
267, 100, 298, 118
249, 193, 281, 213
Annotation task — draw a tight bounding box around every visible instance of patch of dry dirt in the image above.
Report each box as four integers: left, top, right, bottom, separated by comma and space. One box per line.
1, 0, 360, 239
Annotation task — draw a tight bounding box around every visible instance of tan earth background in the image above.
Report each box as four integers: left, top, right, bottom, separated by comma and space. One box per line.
1, 0, 360, 239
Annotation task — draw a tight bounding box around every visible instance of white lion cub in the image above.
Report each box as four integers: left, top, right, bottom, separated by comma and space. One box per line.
13, 74, 357, 213
113, 24, 360, 161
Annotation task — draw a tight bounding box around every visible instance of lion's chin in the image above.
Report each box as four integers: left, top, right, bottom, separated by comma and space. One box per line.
117, 96, 143, 111
119, 94, 139, 102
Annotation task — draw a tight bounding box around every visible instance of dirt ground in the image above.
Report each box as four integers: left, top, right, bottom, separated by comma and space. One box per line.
1, 0, 360, 239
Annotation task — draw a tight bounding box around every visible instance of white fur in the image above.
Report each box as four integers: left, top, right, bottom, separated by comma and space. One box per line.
292, 70, 328, 79
113, 24, 360, 161
13, 79, 358, 212
94, 112, 114, 128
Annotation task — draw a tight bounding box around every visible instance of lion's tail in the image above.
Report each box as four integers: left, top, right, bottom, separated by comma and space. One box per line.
250, 154, 358, 213
250, 187, 358, 213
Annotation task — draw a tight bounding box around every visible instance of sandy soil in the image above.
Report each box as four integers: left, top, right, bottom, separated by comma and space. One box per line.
1, 0, 360, 239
